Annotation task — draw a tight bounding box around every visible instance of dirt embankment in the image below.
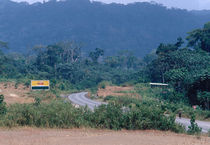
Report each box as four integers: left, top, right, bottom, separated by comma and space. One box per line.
97, 86, 140, 99
0, 128, 209, 145
0, 82, 58, 104
0, 82, 33, 104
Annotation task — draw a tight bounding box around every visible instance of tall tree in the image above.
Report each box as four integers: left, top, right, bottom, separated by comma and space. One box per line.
187, 22, 210, 52
89, 48, 104, 64
149, 37, 184, 83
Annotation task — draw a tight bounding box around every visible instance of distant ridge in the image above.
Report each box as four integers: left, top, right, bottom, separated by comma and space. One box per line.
0, 0, 210, 56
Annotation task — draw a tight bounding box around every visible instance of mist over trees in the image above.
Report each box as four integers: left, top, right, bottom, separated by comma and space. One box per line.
0, 0, 210, 56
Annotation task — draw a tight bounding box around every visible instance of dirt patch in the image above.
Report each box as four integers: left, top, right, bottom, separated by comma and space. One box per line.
97, 86, 140, 99
0, 82, 34, 104
0, 128, 209, 145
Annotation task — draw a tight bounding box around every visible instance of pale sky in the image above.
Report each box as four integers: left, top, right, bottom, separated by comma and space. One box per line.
11, 0, 210, 10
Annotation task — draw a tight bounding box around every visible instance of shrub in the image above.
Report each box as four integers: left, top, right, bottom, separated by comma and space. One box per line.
104, 95, 115, 102
161, 91, 187, 104
24, 81, 30, 88
0, 101, 88, 128
91, 104, 123, 130
98, 81, 112, 89
0, 94, 7, 115
34, 97, 41, 106
109, 96, 140, 107
59, 83, 65, 90
15, 82, 20, 89
197, 91, 210, 110
101, 83, 106, 89
187, 113, 202, 135
123, 105, 176, 131
0, 100, 184, 133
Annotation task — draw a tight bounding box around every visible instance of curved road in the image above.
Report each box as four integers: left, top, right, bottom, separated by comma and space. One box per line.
68, 92, 106, 111
68, 92, 210, 133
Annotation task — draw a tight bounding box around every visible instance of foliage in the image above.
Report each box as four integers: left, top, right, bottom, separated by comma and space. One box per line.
0, 19, 209, 133
0, 22, 209, 110
197, 91, 210, 110
0, 100, 184, 133
0, 100, 89, 128
135, 83, 209, 120
0, 0, 210, 57
104, 95, 115, 102
187, 113, 202, 135
99, 83, 106, 89
89, 48, 104, 64
34, 97, 41, 106
147, 22, 210, 109
187, 22, 210, 52
91, 104, 123, 130
0, 94, 7, 115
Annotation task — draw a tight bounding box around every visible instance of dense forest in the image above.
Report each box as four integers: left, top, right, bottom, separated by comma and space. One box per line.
0, 22, 209, 110
0, 0, 210, 56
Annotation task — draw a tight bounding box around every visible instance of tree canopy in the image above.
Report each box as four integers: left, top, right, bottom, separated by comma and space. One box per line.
0, 0, 209, 57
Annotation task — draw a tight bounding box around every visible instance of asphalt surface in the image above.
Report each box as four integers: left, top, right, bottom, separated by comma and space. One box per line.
68, 92, 106, 111
68, 92, 210, 133
175, 117, 210, 133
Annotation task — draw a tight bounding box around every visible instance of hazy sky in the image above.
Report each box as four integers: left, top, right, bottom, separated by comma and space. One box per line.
12, 0, 210, 10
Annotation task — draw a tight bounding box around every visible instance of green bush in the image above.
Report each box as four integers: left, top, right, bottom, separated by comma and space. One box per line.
24, 81, 30, 88
0, 101, 88, 128
187, 113, 202, 135
98, 81, 113, 89
161, 91, 187, 104
0, 94, 7, 115
105, 96, 140, 107
0, 100, 184, 133
123, 105, 175, 131
34, 97, 41, 106
59, 83, 65, 90
104, 95, 115, 102
15, 82, 20, 89
91, 104, 123, 130
101, 84, 106, 89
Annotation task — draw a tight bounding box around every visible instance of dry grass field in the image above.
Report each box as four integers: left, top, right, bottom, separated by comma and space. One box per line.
0, 82, 57, 104
97, 86, 140, 99
0, 128, 209, 145
0, 82, 33, 104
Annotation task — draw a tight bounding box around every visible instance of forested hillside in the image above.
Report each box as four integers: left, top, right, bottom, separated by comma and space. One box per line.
0, 22, 209, 110
0, 15, 209, 134
0, 0, 210, 56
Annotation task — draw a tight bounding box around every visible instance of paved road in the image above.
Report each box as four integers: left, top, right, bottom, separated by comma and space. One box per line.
175, 117, 210, 133
68, 92, 210, 133
68, 92, 106, 111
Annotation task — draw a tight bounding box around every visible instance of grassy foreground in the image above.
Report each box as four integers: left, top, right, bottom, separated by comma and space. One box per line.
0, 99, 184, 133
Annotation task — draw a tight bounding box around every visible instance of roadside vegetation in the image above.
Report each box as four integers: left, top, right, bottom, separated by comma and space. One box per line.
0, 23, 209, 134
0, 95, 184, 133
